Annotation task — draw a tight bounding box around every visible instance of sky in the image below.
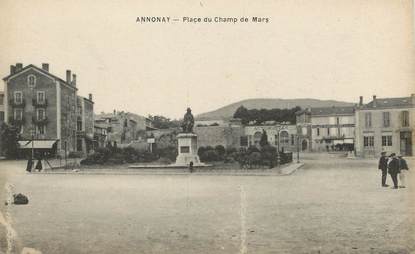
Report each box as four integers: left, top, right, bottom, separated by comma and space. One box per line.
0, 0, 414, 119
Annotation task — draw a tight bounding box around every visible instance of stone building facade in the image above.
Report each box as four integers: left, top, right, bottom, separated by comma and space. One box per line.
94, 111, 155, 146
355, 95, 415, 157
296, 106, 356, 152
243, 124, 298, 152
2, 63, 94, 156
0, 91, 4, 156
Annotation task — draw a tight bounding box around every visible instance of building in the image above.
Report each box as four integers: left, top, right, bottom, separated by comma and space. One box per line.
296, 106, 356, 152
0, 91, 4, 156
355, 95, 415, 157
2, 63, 94, 156
76, 94, 94, 154
94, 110, 155, 145
243, 124, 298, 152
194, 123, 244, 149
93, 123, 107, 149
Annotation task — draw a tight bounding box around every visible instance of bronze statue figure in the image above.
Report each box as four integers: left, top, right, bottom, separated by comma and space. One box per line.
181, 107, 194, 133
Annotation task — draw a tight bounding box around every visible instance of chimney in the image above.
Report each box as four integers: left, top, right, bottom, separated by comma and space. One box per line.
15, 63, 23, 71
41, 63, 49, 72
411, 93, 415, 105
10, 65, 16, 75
359, 96, 363, 106
113, 110, 116, 115
372, 95, 377, 107
72, 74, 77, 87
66, 70, 71, 84
88, 93, 93, 101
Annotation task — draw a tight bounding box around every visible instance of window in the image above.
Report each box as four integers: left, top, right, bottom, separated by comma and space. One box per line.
280, 131, 289, 144
336, 117, 340, 125
0, 112, 4, 121
37, 108, 45, 120
14, 108, 23, 120
14, 91, 22, 104
37, 91, 45, 104
402, 111, 409, 127
382, 112, 390, 127
27, 75, 36, 88
364, 136, 374, 147
36, 125, 45, 135
77, 121, 82, 131
327, 128, 330, 136
317, 128, 320, 136
381, 135, 392, 146
291, 134, 295, 145
0, 94, 3, 105
240, 136, 248, 147
365, 112, 372, 128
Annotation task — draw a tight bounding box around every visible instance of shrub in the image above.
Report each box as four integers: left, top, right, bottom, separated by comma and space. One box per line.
122, 147, 138, 163
199, 149, 220, 162
156, 146, 178, 162
68, 151, 83, 158
214, 145, 226, 159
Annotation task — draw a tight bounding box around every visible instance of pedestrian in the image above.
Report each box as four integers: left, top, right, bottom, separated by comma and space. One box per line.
26, 157, 33, 173
378, 152, 389, 187
398, 155, 409, 188
189, 161, 194, 173
387, 153, 400, 189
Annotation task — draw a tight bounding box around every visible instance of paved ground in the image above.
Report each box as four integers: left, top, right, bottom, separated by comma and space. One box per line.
0, 154, 414, 254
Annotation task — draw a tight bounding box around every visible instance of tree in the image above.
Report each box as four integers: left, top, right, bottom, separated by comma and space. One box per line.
148, 115, 180, 129
0, 123, 20, 159
233, 106, 250, 124
259, 129, 269, 147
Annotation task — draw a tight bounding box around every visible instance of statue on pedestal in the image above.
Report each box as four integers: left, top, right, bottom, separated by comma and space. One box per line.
181, 107, 194, 133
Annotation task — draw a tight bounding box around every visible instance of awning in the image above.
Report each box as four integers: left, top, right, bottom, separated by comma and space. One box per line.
18, 140, 57, 149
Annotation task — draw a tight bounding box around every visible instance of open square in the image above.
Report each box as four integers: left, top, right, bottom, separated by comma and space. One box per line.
1, 154, 414, 254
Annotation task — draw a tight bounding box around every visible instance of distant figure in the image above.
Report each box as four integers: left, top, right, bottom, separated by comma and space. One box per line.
398, 155, 409, 188
181, 108, 194, 133
378, 152, 389, 187
35, 158, 43, 172
387, 153, 400, 189
26, 157, 33, 173
189, 161, 194, 173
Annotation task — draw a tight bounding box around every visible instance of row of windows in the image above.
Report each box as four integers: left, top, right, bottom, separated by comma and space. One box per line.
13, 91, 46, 104
364, 111, 410, 128
363, 135, 393, 147
13, 108, 46, 120
14, 125, 46, 135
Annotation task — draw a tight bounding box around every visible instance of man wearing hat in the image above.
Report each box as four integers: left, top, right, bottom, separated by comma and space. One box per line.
387, 153, 400, 189
378, 152, 389, 187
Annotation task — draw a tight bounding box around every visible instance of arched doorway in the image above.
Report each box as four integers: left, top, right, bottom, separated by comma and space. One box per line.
301, 139, 308, 151
253, 131, 262, 146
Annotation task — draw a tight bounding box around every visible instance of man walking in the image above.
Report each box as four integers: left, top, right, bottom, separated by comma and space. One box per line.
387, 153, 400, 189
398, 155, 409, 188
378, 152, 389, 187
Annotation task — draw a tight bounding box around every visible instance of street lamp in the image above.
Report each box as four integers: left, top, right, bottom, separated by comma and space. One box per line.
30, 125, 35, 164
296, 135, 300, 163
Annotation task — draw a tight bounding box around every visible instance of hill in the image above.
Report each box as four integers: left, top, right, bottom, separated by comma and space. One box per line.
195, 98, 355, 120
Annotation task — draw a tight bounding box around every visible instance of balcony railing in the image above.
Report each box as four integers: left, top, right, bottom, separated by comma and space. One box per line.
8, 116, 25, 125
9, 99, 26, 108
32, 99, 48, 107
32, 116, 49, 125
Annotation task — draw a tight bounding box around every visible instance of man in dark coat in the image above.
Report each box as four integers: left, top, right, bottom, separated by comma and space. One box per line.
387, 153, 400, 189
378, 152, 389, 187
398, 155, 409, 188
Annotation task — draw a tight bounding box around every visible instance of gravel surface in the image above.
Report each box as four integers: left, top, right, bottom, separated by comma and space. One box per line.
0, 154, 414, 254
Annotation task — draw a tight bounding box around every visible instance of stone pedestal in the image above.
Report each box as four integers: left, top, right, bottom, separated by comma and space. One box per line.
173, 133, 204, 167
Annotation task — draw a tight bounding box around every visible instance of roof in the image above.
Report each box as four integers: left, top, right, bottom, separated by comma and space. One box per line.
363, 97, 414, 109
3, 64, 77, 90
310, 106, 355, 116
